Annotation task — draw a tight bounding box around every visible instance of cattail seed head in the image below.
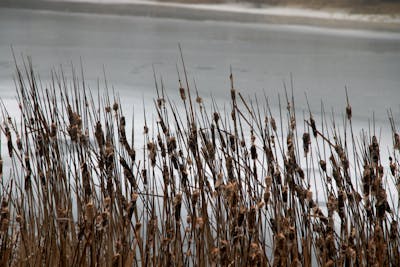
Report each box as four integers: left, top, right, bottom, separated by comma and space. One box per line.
192, 190, 200, 205
264, 189, 270, 205
325, 260, 334, 267
394, 133, 400, 150
16, 214, 23, 224
390, 220, 398, 240
16, 135, 22, 150
306, 190, 313, 202
265, 176, 272, 188
320, 160, 327, 172
213, 112, 220, 123
211, 247, 220, 263
156, 98, 164, 108
250, 144, 257, 160
195, 217, 204, 230
174, 193, 182, 206
310, 116, 317, 137
112, 102, 118, 112
85, 200, 94, 221
270, 117, 277, 131
282, 186, 288, 203
290, 116, 296, 130
302, 132, 311, 154
346, 104, 352, 120
105, 197, 111, 208
230, 88, 236, 101
1, 218, 9, 232
179, 87, 186, 101
215, 173, 223, 189
389, 157, 396, 176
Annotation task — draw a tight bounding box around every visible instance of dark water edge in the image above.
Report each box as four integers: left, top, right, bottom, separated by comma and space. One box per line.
1, 0, 400, 32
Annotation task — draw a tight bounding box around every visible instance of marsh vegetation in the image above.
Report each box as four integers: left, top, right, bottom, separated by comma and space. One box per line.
0, 54, 399, 266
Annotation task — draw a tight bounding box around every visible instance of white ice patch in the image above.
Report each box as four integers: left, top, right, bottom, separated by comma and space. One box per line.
49, 0, 400, 24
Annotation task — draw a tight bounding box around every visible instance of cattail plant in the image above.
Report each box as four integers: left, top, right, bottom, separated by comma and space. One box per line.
0, 55, 398, 267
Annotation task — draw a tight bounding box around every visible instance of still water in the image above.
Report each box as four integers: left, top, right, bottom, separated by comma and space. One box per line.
1, 8, 399, 264
1, 8, 400, 120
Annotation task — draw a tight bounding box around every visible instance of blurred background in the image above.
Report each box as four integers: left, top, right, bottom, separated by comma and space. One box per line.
0, 0, 400, 143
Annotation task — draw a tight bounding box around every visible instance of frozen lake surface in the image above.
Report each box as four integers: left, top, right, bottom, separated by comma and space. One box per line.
0, 7, 400, 137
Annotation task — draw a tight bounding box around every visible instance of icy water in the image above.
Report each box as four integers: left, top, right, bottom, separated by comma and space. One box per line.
0, 8, 399, 263
0, 7, 400, 162
1, 8, 400, 118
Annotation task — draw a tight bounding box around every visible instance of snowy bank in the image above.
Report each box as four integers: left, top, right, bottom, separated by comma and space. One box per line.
1, 0, 400, 31
50, 0, 400, 24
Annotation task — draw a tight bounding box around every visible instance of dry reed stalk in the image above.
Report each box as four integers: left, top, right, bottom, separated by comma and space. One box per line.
0, 56, 398, 267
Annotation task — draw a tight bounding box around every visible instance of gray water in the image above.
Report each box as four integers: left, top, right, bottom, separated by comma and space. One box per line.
1, 8, 399, 261
1, 7, 400, 169
1, 8, 400, 122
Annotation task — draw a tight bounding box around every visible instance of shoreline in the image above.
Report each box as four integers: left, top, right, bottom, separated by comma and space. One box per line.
1, 0, 400, 32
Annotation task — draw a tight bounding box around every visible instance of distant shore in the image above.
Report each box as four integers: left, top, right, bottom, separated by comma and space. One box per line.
158, 0, 400, 16
1, 0, 400, 32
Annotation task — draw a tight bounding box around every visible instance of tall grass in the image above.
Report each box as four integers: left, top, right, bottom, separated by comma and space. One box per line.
0, 55, 399, 266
